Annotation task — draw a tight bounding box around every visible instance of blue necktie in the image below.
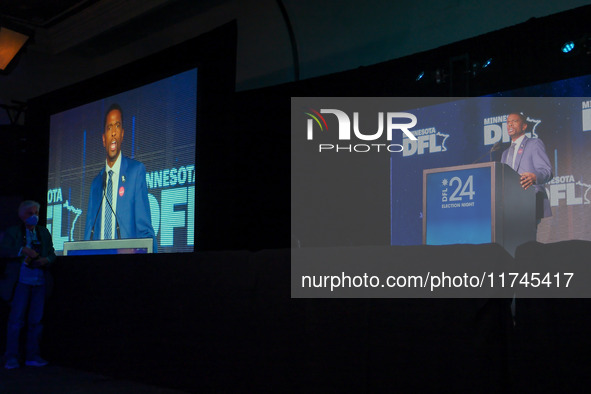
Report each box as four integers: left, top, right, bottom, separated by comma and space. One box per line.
104, 170, 114, 239
506, 143, 517, 170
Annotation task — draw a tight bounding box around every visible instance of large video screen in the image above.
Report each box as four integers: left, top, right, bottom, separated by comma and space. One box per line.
46, 68, 197, 255
390, 74, 591, 246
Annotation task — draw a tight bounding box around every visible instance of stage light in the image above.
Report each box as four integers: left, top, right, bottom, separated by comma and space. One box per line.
0, 27, 29, 70
416, 71, 425, 81
435, 68, 446, 84
469, 57, 493, 77
561, 41, 575, 53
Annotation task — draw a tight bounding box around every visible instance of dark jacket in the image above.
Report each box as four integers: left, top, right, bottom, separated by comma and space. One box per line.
0, 224, 56, 301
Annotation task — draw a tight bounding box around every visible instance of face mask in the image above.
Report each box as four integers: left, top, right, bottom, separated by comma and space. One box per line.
25, 215, 39, 226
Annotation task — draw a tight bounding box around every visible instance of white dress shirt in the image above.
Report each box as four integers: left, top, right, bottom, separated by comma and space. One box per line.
101, 153, 121, 239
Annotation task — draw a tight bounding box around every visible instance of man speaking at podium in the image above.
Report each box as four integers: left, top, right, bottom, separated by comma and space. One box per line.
501, 112, 553, 223
84, 104, 156, 250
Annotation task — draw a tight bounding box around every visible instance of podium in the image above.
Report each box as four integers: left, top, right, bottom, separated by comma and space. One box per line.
63, 238, 154, 256
423, 162, 536, 256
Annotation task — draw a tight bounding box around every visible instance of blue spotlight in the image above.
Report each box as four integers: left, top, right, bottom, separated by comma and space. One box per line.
416, 71, 425, 81
482, 58, 492, 68
561, 41, 575, 53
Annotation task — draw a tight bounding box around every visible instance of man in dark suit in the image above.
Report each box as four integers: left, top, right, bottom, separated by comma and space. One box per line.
0, 200, 56, 369
501, 112, 553, 222
84, 103, 156, 251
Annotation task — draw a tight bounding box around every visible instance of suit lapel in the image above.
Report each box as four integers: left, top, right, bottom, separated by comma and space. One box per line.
514, 136, 528, 171
502, 148, 509, 166
118, 156, 128, 204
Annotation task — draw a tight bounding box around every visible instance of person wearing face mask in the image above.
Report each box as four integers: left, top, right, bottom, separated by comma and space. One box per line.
0, 200, 56, 369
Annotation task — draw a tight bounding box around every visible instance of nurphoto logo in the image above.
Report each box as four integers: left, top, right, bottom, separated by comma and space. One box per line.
305, 108, 418, 153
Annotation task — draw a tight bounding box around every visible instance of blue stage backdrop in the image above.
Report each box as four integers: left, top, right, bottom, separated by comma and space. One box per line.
47, 69, 197, 255
391, 78, 591, 245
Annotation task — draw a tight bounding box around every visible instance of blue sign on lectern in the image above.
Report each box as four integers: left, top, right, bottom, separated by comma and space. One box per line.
423, 162, 536, 255
425, 166, 492, 245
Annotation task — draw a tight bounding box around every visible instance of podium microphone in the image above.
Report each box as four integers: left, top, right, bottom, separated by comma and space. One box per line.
104, 190, 121, 240
472, 141, 501, 164
91, 171, 122, 240
90, 172, 107, 239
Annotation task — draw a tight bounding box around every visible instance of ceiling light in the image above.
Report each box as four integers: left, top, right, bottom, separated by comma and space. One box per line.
561, 41, 575, 54
0, 27, 29, 70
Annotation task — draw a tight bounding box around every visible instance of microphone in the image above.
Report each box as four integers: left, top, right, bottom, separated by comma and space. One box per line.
89, 172, 107, 239
101, 171, 122, 240
104, 187, 121, 240
472, 141, 502, 164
